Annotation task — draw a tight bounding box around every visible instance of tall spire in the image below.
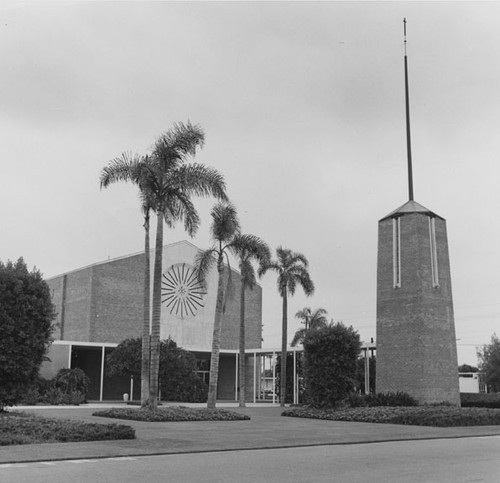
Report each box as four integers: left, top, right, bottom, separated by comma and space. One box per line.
404, 18, 414, 201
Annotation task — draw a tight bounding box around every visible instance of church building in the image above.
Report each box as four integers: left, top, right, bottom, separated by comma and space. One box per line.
42, 240, 263, 401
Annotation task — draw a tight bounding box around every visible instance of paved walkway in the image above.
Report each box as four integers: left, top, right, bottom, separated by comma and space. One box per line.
3, 403, 500, 464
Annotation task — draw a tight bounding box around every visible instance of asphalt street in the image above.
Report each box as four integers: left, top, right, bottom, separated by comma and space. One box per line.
1, 436, 500, 483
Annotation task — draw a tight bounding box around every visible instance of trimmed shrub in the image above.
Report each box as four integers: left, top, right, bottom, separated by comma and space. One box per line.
369, 391, 418, 407
461, 392, 500, 408
19, 374, 87, 406
53, 368, 90, 398
282, 406, 500, 427
303, 322, 361, 407
346, 391, 417, 408
93, 406, 250, 422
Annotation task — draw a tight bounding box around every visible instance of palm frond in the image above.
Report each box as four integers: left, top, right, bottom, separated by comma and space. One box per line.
291, 328, 307, 347
257, 259, 280, 278
162, 192, 201, 237
295, 267, 315, 296
99, 152, 144, 189
231, 234, 271, 264
194, 248, 217, 289
295, 307, 312, 321
210, 202, 241, 243
153, 122, 205, 167
173, 164, 227, 201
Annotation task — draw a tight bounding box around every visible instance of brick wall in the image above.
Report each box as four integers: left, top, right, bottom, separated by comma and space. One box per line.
90, 254, 144, 343
47, 267, 93, 342
220, 268, 263, 350
376, 212, 460, 405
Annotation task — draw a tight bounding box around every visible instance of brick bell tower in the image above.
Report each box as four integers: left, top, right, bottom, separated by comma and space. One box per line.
375, 20, 460, 405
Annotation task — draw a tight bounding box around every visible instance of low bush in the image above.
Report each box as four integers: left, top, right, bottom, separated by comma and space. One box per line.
93, 406, 250, 422
346, 391, 418, 408
43, 387, 86, 406
282, 406, 500, 427
461, 392, 500, 408
53, 368, 90, 402
18, 370, 89, 406
0, 411, 135, 445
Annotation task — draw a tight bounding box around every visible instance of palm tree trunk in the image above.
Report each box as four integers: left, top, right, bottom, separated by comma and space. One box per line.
238, 280, 246, 408
150, 210, 164, 409
280, 291, 288, 407
207, 257, 225, 409
141, 211, 151, 406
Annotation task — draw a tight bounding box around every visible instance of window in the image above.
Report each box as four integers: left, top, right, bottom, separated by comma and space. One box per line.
429, 216, 439, 287
392, 217, 401, 288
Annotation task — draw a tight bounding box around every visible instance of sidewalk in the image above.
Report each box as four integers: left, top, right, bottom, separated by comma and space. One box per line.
3, 403, 500, 465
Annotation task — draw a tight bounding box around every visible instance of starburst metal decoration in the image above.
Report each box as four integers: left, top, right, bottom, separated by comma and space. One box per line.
161, 263, 206, 318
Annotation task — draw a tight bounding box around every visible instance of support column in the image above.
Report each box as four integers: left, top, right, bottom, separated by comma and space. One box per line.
99, 346, 105, 402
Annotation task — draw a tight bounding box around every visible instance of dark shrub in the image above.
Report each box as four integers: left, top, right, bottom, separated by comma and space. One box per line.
461, 392, 500, 408
53, 368, 90, 402
93, 406, 250, 422
370, 391, 418, 407
0, 259, 55, 409
107, 337, 209, 403
303, 322, 361, 408
346, 391, 417, 408
282, 406, 500, 427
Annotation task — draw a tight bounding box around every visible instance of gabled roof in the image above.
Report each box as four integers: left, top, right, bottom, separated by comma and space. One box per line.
380, 200, 444, 221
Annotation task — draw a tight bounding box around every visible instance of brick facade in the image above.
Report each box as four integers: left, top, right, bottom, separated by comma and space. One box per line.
46, 241, 262, 350
376, 202, 460, 405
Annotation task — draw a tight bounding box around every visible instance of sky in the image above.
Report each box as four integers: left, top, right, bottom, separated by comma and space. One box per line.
1, 1, 500, 366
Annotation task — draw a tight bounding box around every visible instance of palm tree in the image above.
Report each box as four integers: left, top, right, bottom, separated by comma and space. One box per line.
195, 202, 247, 408
259, 247, 314, 407
149, 124, 227, 408
232, 235, 270, 407
291, 307, 328, 347
100, 122, 227, 409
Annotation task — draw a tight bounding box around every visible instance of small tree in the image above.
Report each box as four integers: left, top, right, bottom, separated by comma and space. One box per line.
291, 307, 328, 347
0, 258, 55, 410
478, 334, 500, 392
158, 338, 208, 403
303, 322, 361, 407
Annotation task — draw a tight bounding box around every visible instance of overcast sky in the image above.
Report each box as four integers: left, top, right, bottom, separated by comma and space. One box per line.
2, 1, 499, 365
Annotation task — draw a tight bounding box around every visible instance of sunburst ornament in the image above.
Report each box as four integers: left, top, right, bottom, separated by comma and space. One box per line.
161, 263, 206, 318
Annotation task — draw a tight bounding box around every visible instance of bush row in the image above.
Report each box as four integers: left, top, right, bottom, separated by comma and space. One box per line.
93, 406, 250, 422
460, 392, 500, 408
19, 368, 90, 406
347, 391, 418, 407
282, 406, 500, 427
